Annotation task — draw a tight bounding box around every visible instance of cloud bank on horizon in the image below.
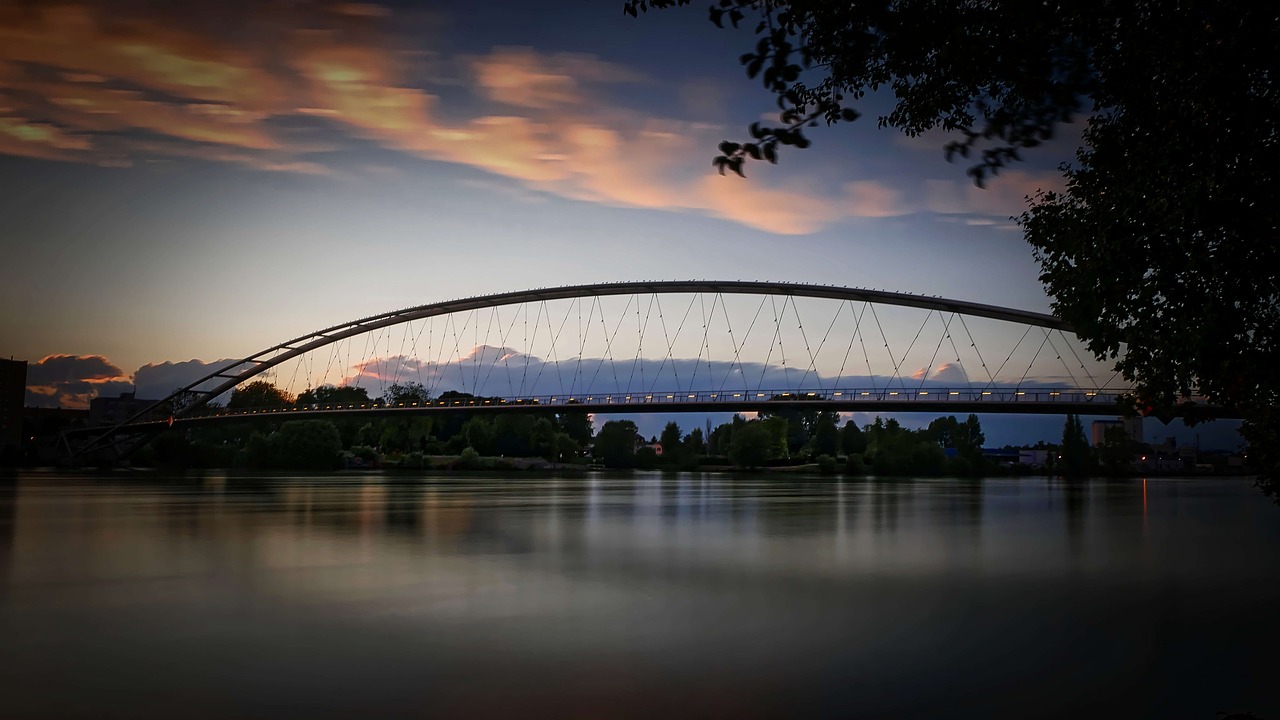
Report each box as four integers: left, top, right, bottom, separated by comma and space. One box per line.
0, 0, 1059, 235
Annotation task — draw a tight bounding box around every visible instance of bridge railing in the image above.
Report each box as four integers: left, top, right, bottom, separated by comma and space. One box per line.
171, 387, 1129, 421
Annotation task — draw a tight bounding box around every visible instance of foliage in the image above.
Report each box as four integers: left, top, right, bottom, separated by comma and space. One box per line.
628, 0, 1280, 496
729, 421, 771, 469
382, 382, 430, 406
461, 417, 494, 455
1098, 424, 1132, 477
296, 384, 370, 407
350, 445, 378, 463
659, 421, 685, 467
554, 432, 580, 463
594, 420, 639, 468
1059, 413, 1092, 477
811, 411, 840, 458
379, 417, 433, 454
758, 402, 837, 456
268, 420, 343, 470
557, 410, 594, 446
635, 445, 660, 470
816, 454, 837, 474
840, 420, 866, 456
845, 453, 866, 476
227, 381, 293, 410
456, 446, 482, 470
760, 416, 790, 459
683, 427, 706, 457
151, 430, 192, 468
925, 414, 985, 464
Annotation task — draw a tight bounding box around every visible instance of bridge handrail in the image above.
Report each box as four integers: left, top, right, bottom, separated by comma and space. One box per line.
165, 386, 1130, 419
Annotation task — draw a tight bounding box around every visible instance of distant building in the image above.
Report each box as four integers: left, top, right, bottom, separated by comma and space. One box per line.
0, 358, 26, 463
1123, 415, 1144, 443
88, 392, 161, 427
1019, 448, 1052, 468
1091, 416, 1143, 447
1091, 419, 1122, 447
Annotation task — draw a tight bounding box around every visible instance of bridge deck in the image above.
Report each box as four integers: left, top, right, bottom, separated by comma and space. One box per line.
91, 388, 1238, 434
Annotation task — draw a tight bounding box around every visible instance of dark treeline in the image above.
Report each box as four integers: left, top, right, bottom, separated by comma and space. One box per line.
141, 381, 591, 471
594, 404, 988, 476
140, 382, 1129, 478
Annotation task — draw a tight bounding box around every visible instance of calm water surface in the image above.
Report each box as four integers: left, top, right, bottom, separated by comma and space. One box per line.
1, 472, 1278, 718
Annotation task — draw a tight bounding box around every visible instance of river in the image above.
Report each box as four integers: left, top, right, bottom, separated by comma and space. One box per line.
1, 471, 1278, 718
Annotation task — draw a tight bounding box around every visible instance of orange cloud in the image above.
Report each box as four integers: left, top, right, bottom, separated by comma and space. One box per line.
0, 1, 1036, 236
0, 114, 92, 162
472, 47, 643, 109
844, 180, 911, 218
0, 2, 286, 111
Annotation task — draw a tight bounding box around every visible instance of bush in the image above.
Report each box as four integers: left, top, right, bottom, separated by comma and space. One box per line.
269, 420, 343, 470
350, 445, 378, 463
816, 454, 837, 474
846, 453, 866, 476
634, 446, 660, 470
456, 447, 482, 469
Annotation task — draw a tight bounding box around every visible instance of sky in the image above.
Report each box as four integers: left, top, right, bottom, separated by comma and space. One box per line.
0, 0, 1243, 448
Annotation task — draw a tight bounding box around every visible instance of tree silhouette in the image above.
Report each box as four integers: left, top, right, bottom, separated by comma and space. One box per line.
627, 1, 1279, 497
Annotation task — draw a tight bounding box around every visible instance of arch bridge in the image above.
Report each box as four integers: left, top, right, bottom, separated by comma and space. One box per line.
72, 280, 1226, 457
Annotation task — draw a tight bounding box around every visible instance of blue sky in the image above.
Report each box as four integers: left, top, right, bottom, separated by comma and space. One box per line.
0, 0, 1242, 447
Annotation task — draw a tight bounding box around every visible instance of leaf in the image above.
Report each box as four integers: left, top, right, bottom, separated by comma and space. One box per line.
743, 143, 762, 160
763, 144, 777, 163
840, 108, 860, 122
718, 141, 741, 155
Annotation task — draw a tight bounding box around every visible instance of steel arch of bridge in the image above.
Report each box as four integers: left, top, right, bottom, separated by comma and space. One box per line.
83, 280, 1085, 451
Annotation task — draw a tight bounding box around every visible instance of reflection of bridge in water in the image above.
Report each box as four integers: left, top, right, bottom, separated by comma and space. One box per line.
76, 281, 1234, 456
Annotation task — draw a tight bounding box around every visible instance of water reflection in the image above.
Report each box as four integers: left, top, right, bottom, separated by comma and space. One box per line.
1, 472, 1278, 719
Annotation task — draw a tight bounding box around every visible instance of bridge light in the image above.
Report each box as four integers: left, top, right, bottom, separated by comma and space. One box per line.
889, 392, 899, 396
833, 392, 842, 396
757, 393, 765, 397
645, 395, 652, 400
919, 391, 928, 395
1016, 391, 1025, 396
806, 392, 816, 396
688, 394, 695, 398
1086, 391, 1096, 396
733, 393, 741, 397
949, 392, 959, 396
1049, 392, 1060, 396
861, 392, 870, 396
982, 392, 992, 396
667, 395, 674, 399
